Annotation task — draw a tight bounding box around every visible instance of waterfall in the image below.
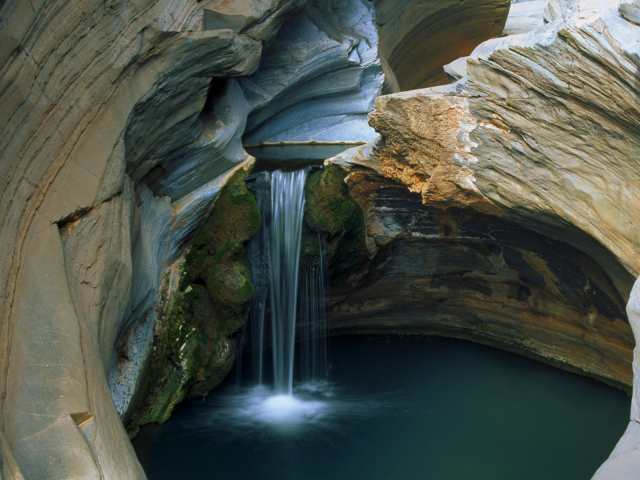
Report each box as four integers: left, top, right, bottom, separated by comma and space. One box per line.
246, 168, 328, 396
299, 237, 329, 384
268, 170, 307, 394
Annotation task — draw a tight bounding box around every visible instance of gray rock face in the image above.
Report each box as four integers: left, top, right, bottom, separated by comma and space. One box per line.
3, 0, 640, 478
240, 0, 384, 144
502, 1, 547, 36
372, 0, 511, 89
0, 0, 305, 477
620, 0, 640, 23
322, 165, 634, 388
109, 159, 253, 420
144, 79, 250, 201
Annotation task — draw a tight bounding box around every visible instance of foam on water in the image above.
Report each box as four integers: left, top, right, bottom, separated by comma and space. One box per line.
164, 381, 390, 440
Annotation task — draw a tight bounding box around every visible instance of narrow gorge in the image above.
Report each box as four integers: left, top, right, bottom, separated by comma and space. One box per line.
1, 0, 640, 478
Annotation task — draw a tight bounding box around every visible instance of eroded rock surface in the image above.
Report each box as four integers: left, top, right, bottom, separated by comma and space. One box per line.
3, 0, 640, 477
330, 1, 640, 476
503, 0, 547, 36
0, 0, 304, 477
372, 0, 511, 89
323, 166, 634, 388
240, 0, 385, 144
124, 163, 260, 436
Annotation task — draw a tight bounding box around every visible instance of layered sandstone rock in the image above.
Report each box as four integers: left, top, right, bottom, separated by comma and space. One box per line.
241, 0, 385, 144
372, 0, 512, 89
330, 1, 640, 477
503, 0, 547, 36
0, 0, 305, 477
2, 0, 640, 477
323, 162, 634, 388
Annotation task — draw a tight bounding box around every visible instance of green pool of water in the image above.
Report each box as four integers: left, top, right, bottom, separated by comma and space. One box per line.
133, 336, 629, 480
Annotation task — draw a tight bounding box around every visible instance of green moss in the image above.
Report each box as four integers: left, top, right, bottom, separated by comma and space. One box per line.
304, 164, 368, 285
127, 166, 261, 436
305, 165, 356, 235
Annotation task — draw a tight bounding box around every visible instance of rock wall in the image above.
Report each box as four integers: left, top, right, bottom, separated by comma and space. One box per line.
0, 0, 306, 477
2, 0, 640, 477
322, 163, 634, 388
372, 0, 511, 89
329, 1, 640, 476
240, 0, 385, 144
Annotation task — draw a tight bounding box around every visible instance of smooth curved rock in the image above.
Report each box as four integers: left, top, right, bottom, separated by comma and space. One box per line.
366, 9, 640, 285
372, 0, 511, 89
620, 0, 640, 24
594, 275, 640, 478
326, 151, 634, 388
0, 0, 304, 477
240, 0, 384, 144
3, 0, 640, 477
335, 1, 640, 476
144, 79, 250, 201
503, 1, 546, 36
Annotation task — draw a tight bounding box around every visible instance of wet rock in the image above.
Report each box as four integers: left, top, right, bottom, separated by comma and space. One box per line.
303, 164, 369, 286
323, 167, 634, 389
124, 163, 260, 434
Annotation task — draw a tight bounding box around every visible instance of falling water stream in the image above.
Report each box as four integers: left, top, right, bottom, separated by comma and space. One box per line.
225, 167, 333, 424
268, 169, 308, 394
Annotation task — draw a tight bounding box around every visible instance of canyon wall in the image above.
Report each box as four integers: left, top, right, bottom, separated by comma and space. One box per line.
327, 1, 640, 476
372, 0, 511, 89
4, 0, 640, 477
0, 0, 413, 476
0, 0, 309, 477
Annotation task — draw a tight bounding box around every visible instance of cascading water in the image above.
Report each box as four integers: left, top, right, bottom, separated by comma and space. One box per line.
246, 173, 271, 386
299, 238, 329, 384
267, 169, 308, 394
246, 167, 328, 399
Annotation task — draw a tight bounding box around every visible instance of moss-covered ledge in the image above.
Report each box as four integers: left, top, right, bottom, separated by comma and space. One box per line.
125, 165, 260, 436
303, 164, 369, 286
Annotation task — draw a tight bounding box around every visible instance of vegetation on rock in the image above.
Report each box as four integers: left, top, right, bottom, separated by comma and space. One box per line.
304, 164, 368, 285
126, 167, 260, 436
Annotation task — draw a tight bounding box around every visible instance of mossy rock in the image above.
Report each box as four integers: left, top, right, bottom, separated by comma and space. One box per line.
304, 164, 368, 285
126, 166, 260, 435
185, 166, 260, 322
306, 164, 358, 235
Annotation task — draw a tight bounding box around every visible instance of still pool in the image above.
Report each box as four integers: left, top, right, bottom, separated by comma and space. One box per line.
133, 336, 630, 480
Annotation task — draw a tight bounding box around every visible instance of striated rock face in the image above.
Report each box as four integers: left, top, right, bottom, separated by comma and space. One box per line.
0, 0, 305, 477
372, 0, 511, 89
323, 165, 634, 388
2, 0, 640, 477
329, 1, 640, 476
303, 164, 371, 284
366, 15, 640, 285
123, 163, 260, 436
240, 0, 385, 144
503, 0, 547, 36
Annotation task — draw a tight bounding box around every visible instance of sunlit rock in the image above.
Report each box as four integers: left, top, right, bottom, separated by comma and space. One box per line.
328, 2, 640, 476
503, 1, 546, 36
